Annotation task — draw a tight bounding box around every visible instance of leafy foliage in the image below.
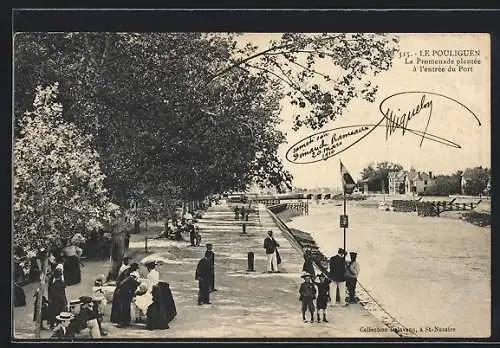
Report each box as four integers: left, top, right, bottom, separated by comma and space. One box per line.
13, 84, 117, 253
14, 33, 292, 216
462, 167, 490, 196
424, 172, 462, 196
209, 33, 400, 130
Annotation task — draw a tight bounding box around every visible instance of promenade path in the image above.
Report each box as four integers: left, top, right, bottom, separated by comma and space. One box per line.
13, 203, 396, 339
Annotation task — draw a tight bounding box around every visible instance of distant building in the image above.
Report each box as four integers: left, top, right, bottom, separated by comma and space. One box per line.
388, 169, 434, 195
388, 171, 407, 195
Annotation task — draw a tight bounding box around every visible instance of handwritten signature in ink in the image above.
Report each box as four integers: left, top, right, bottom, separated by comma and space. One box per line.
285, 91, 481, 165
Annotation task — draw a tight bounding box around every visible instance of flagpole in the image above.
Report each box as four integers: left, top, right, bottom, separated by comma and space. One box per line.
343, 187, 346, 253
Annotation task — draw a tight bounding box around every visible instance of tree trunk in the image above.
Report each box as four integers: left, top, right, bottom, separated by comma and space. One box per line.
35, 255, 48, 339
182, 201, 187, 216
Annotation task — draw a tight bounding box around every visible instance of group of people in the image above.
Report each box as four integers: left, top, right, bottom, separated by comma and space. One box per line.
33, 266, 107, 339
234, 206, 250, 221
155, 218, 202, 247
109, 257, 177, 330
299, 247, 360, 323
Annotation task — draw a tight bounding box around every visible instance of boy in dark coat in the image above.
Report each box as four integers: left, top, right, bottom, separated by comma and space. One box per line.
195, 255, 211, 305
299, 273, 316, 323
314, 273, 332, 322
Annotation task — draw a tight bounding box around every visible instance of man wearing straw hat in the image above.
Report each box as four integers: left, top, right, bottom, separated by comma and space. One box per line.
79, 296, 101, 338
50, 312, 75, 339
298, 273, 317, 323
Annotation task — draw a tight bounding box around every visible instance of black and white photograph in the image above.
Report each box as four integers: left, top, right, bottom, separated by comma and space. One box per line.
11, 18, 492, 340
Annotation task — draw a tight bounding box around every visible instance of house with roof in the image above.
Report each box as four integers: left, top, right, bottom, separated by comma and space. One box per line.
388, 168, 434, 195
388, 171, 407, 195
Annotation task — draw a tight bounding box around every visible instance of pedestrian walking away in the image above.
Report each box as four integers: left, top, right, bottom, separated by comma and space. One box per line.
345, 252, 360, 304
329, 248, 348, 306
299, 273, 316, 323
263, 230, 280, 273
314, 273, 332, 322
195, 254, 211, 305
234, 206, 240, 220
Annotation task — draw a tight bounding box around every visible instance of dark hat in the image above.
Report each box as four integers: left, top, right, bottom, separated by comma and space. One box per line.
349, 252, 357, 257
301, 273, 312, 279
56, 312, 74, 321
338, 248, 346, 255
79, 296, 93, 304
123, 256, 130, 261
129, 262, 139, 270
144, 260, 157, 267
206, 243, 213, 248
69, 299, 81, 306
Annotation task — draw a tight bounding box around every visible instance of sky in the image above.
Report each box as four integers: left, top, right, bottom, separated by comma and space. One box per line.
238, 33, 491, 190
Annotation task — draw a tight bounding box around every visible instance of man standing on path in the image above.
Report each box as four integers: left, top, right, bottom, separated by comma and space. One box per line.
346, 252, 360, 304
195, 254, 211, 305
187, 220, 196, 247
329, 248, 348, 306
263, 230, 280, 273
205, 243, 217, 292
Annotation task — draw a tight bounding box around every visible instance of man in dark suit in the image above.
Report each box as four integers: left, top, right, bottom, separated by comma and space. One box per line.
329, 248, 348, 306
263, 230, 280, 273
205, 244, 217, 292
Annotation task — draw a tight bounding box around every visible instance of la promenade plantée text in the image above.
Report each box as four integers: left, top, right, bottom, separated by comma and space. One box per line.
398, 49, 482, 73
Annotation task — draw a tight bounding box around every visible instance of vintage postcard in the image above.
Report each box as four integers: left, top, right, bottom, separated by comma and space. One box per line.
12, 32, 490, 340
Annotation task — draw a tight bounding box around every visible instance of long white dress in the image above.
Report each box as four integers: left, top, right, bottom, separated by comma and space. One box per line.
134, 269, 159, 314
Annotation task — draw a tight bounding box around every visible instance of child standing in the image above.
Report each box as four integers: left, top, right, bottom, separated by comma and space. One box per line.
299, 273, 316, 323
315, 273, 331, 322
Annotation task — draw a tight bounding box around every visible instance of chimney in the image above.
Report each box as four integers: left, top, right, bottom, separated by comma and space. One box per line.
428, 171, 432, 179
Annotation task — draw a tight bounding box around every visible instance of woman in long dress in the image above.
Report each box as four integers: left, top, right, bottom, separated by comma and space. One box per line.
134, 261, 159, 319
47, 268, 68, 329
62, 237, 84, 286
146, 282, 177, 330
110, 271, 140, 328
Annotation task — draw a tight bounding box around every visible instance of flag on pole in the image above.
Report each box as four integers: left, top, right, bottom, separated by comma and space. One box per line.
340, 161, 356, 194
